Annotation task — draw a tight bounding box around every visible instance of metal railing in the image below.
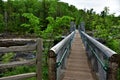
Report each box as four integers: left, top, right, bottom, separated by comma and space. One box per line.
48, 31, 75, 80
78, 26, 120, 80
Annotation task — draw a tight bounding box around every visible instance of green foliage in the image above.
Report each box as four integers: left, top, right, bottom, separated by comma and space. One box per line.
94, 24, 120, 53
117, 68, 120, 80
0, 65, 36, 80
3, 66, 36, 77
21, 13, 41, 36
94, 25, 109, 40
42, 16, 74, 39
0, 0, 4, 14
107, 39, 120, 53
0, 14, 4, 33
48, 0, 57, 18
0, 0, 83, 34
2, 52, 14, 63
1, 56, 48, 80
42, 65, 48, 80
61, 16, 74, 27
24, 77, 36, 80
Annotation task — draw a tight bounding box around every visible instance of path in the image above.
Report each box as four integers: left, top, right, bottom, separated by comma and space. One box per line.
62, 30, 95, 80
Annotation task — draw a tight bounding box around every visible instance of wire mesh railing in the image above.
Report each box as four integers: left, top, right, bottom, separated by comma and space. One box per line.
48, 31, 75, 80
78, 24, 120, 80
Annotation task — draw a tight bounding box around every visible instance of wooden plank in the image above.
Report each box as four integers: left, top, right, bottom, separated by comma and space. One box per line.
62, 30, 94, 80
36, 38, 42, 80
0, 39, 54, 42
0, 60, 36, 69
0, 39, 36, 47
0, 38, 36, 41
0, 72, 36, 80
0, 44, 37, 53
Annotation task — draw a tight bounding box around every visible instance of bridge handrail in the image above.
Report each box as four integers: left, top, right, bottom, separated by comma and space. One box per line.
81, 31, 117, 58
79, 28, 120, 80
50, 31, 75, 54
48, 31, 75, 80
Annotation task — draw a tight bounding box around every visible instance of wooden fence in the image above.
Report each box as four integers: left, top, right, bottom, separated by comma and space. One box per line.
0, 38, 42, 80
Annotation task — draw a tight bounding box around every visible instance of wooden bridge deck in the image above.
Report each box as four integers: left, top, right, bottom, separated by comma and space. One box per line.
62, 30, 94, 80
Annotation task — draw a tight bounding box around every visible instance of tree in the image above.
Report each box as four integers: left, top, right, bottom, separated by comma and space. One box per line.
0, 0, 4, 14
0, 14, 4, 33
42, 16, 74, 39
48, 0, 57, 18
21, 13, 41, 36
101, 7, 109, 18
41, 0, 49, 30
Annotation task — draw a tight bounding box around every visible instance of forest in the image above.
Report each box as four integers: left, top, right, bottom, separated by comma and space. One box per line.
0, 0, 120, 80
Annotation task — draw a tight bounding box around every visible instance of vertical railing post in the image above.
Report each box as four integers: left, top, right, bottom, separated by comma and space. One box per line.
107, 54, 120, 80
80, 22, 85, 32
48, 51, 56, 80
70, 21, 75, 33
36, 38, 42, 80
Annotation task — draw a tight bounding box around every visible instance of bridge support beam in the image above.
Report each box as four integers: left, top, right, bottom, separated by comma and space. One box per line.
48, 51, 56, 80
108, 54, 120, 80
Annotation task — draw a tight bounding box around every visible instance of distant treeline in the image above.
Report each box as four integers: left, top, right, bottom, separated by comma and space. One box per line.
0, 0, 120, 53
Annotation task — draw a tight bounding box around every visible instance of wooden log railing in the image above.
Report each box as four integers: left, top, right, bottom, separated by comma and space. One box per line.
78, 25, 120, 80
0, 38, 42, 80
48, 31, 75, 80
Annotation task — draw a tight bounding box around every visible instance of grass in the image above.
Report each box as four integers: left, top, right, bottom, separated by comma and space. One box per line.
117, 68, 120, 80
0, 64, 48, 80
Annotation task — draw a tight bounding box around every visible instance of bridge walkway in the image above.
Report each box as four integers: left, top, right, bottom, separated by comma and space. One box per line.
62, 30, 95, 80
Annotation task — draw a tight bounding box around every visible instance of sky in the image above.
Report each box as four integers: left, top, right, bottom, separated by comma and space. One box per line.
60, 0, 120, 16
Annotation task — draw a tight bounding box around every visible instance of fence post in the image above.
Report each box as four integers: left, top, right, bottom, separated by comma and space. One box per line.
36, 38, 42, 80
107, 54, 120, 80
48, 51, 56, 80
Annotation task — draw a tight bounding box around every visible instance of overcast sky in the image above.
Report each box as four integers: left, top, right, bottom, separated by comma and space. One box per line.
60, 0, 120, 16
